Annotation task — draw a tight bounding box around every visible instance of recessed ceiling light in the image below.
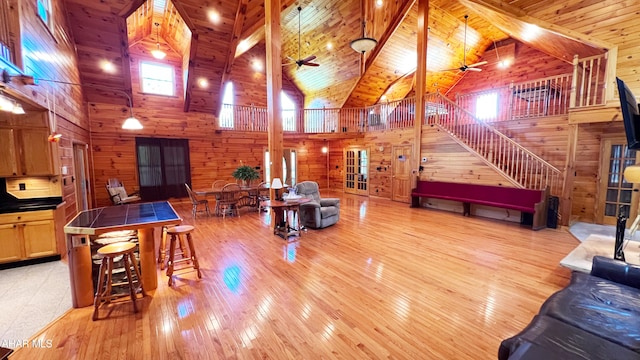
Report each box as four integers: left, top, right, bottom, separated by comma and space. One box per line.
375, 0, 383, 7
252, 59, 263, 72
100, 60, 116, 73
197, 78, 209, 88
208, 10, 221, 24
326, 42, 333, 50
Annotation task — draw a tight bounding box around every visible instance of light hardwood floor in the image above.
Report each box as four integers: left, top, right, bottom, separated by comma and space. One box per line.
10, 193, 579, 359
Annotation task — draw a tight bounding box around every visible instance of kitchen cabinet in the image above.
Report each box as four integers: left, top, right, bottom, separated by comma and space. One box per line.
0, 128, 57, 177
0, 210, 58, 264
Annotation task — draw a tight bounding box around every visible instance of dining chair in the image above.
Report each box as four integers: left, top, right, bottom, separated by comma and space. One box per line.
256, 181, 270, 212
184, 183, 210, 218
211, 180, 227, 189
217, 183, 241, 218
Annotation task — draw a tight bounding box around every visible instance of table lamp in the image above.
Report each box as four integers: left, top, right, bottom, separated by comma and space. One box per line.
271, 178, 283, 201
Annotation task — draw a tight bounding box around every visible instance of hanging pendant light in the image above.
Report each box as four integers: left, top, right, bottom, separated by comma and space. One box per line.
350, 20, 377, 54
151, 22, 166, 60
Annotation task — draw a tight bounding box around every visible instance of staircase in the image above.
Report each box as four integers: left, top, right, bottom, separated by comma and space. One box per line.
424, 92, 563, 196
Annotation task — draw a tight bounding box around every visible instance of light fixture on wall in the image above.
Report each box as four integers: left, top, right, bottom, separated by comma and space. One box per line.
151, 22, 166, 60
350, 20, 377, 54
0, 92, 25, 114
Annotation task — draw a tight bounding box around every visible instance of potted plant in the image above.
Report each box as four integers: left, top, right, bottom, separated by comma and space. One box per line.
232, 164, 260, 186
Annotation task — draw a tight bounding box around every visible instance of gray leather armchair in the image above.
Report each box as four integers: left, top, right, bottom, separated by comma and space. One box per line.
294, 181, 340, 229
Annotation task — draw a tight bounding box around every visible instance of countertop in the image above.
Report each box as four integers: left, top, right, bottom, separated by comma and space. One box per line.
0, 196, 63, 214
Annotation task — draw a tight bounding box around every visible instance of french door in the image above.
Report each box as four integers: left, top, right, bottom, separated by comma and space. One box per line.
598, 138, 639, 225
344, 147, 368, 195
136, 137, 191, 201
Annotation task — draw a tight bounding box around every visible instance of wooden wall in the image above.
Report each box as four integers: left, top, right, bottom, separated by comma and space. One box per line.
88, 103, 332, 207
449, 41, 574, 97
2, 0, 90, 222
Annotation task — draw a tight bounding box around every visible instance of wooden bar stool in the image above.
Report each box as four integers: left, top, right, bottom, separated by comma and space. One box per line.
166, 225, 202, 286
157, 225, 188, 270
93, 241, 146, 321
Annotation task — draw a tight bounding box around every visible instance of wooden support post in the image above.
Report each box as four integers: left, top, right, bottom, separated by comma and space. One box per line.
265, 0, 283, 197
413, 0, 428, 184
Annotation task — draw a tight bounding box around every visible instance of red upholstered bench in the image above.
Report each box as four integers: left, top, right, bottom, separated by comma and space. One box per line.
411, 180, 549, 230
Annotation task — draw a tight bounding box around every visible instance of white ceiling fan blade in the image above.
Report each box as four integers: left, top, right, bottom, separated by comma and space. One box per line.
466, 67, 482, 72
467, 61, 487, 68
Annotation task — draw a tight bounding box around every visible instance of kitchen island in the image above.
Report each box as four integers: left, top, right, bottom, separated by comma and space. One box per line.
64, 201, 182, 308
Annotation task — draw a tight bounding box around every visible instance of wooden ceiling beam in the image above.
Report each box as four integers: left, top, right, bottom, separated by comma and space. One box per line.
233, 0, 297, 58
117, 0, 146, 17
183, 34, 199, 113
364, 0, 416, 70
460, 0, 615, 50
170, 0, 198, 113
217, 0, 249, 117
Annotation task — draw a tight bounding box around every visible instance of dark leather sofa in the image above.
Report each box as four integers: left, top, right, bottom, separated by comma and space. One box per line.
499, 256, 640, 360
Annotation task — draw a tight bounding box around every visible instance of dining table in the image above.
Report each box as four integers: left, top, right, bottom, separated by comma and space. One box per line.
195, 185, 262, 214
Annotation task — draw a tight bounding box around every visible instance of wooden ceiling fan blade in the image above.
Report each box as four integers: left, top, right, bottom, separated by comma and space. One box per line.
301, 55, 317, 62
467, 61, 488, 68
303, 62, 320, 67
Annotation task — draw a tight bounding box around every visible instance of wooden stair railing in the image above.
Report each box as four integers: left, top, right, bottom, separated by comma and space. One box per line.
425, 92, 563, 196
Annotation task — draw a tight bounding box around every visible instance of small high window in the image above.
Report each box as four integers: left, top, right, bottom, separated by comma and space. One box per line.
475, 92, 498, 120
36, 0, 53, 31
219, 82, 234, 128
140, 62, 174, 96
281, 91, 295, 131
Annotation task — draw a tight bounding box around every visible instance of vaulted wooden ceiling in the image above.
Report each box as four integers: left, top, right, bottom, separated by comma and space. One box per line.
63, 0, 608, 113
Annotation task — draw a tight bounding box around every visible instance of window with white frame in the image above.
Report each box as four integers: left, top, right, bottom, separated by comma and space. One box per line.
281, 91, 295, 132
140, 62, 174, 96
219, 81, 234, 128
36, 0, 53, 31
475, 92, 498, 120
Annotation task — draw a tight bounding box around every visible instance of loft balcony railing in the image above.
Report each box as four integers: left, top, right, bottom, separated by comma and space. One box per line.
218, 53, 608, 134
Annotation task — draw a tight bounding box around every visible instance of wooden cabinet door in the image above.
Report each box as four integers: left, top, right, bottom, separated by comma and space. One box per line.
0, 128, 19, 176
0, 223, 22, 263
18, 129, 54, 175
23, 220, 57, 258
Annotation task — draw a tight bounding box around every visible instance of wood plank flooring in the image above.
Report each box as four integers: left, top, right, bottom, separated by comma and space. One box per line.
9, 193, 579, 359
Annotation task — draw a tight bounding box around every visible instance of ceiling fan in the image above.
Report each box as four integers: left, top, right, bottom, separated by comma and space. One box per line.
440, 15, 487, 73
283, 7, 319, 68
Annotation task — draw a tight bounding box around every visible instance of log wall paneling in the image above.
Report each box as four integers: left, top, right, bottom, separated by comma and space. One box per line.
492, 115, 569, 171
419, 126, 514, 186
571, 121, 626, 224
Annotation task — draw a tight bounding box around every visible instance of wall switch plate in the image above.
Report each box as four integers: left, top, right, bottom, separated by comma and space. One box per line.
19, 183, 26, 190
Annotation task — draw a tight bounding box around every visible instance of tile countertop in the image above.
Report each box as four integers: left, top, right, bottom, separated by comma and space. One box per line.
0, 196, 64, 214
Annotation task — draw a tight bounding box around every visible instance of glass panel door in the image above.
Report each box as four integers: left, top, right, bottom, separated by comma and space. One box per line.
599, 139, 639, 225
344, 147, 368, 195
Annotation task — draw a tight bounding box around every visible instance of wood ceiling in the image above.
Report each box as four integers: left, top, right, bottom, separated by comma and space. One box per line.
63, 0, 608, 113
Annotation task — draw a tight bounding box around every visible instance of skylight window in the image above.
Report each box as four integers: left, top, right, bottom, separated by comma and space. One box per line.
140, 62, 174, 96
475, 92, 498, 120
